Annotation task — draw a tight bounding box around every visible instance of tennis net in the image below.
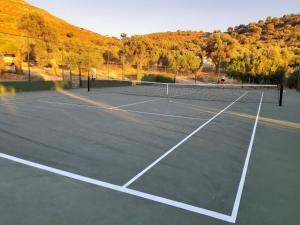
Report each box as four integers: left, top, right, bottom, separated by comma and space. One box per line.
88, 79, 283, 105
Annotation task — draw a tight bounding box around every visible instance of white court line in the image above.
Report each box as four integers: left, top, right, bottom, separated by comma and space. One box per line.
108, 98, 162, 109
0, 152, 234, 223
230, 92, 264, 223
123, 92, 248, 188
38, 100, 207, 120
115, 108, 208, 120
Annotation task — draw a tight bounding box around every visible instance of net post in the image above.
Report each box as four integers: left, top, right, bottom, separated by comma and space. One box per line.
279, 84, 283, 106
166, 83, 169, 95
88, 75, 90, 92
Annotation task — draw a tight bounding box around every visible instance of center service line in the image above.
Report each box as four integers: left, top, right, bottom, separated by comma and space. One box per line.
123, 91, 248, 188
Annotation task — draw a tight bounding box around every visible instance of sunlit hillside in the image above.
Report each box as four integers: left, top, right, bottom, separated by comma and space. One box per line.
146, 15, 300, 49
0, 0, 299, 85
0, 0, 119, 50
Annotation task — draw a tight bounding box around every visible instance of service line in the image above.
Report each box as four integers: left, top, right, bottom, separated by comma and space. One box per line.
123, 91, 248, 188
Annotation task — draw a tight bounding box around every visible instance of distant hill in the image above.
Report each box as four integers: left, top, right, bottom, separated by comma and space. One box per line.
146, 15, 300, 49
0, 0, 119, 49
229, 14, 300, 47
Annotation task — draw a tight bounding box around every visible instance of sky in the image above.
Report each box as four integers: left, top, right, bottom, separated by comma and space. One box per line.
25, 0, 300, 37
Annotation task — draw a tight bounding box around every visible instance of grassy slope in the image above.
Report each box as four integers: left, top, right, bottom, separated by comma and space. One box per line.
0, 0, 118, 47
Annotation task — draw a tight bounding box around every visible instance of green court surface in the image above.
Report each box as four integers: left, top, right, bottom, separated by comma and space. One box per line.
0, 87, 299, 225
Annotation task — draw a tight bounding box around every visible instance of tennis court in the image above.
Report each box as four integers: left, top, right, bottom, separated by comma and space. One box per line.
0, 81, 299, 225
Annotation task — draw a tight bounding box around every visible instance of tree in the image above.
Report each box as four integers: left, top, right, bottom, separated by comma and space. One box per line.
226, 43, 294, 83
248, 23, 262, 37
123, 35, 156, 76
159, 50, 181, 71
147, 42, 160, 66
103, 44, 120, 64
266, 16, 273, 23
226, 59, 246, 80
64, 52, 79, 74
206, 33, 240, 75
227, 27, 234, 34
180, 50, 201, 73
18, 11, 58, 66
266, 23, 275, 34
87, 48, 103, 68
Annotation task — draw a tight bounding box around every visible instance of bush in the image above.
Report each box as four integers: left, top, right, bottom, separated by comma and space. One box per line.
285, 69, 299, 89
141, 74, 175, 83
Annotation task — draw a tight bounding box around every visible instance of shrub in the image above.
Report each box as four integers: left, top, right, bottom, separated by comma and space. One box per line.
285, 69, 299, 89
141, 74, 175, 83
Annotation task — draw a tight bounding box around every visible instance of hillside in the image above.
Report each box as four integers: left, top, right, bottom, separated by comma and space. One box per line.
0, 0, 299, 85
0, 0, 299, 55
0, 0, 119, 49
146, 15, 300, 49
230, 14, 300, 48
